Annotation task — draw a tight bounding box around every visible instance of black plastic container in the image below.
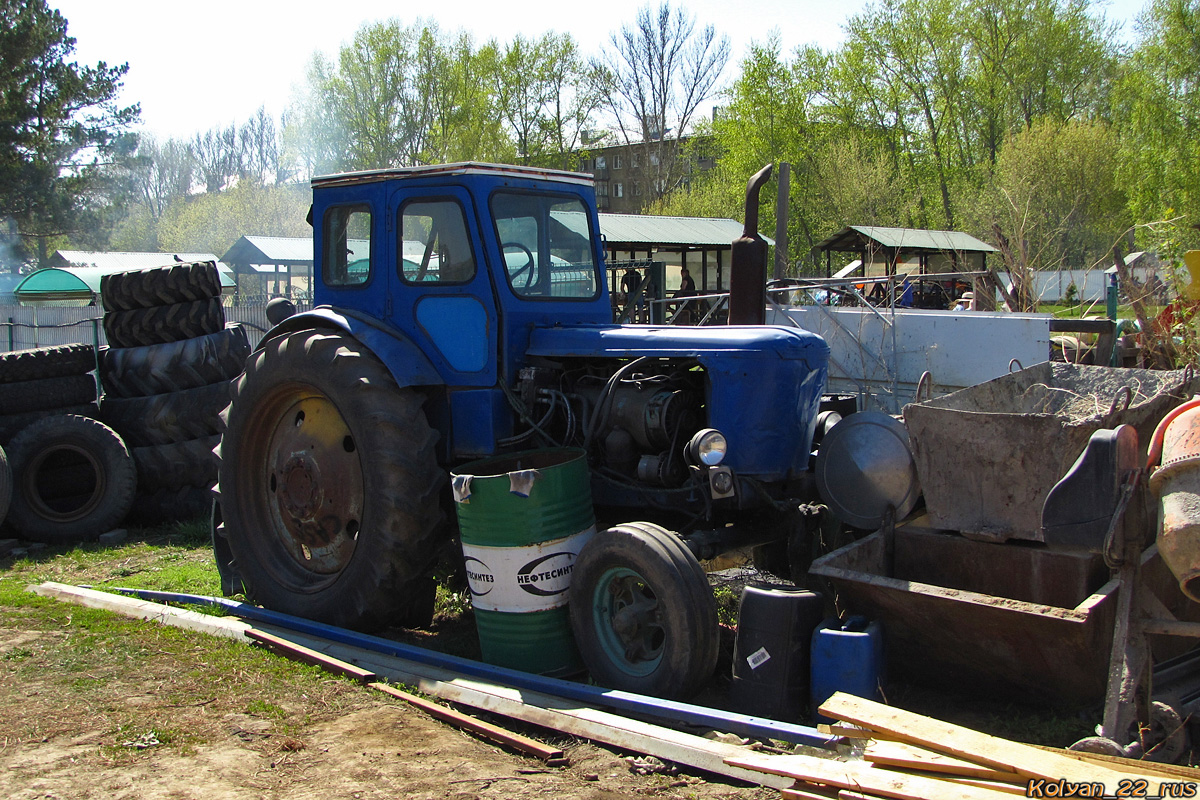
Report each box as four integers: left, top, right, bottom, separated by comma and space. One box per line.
730, 585, 826, 721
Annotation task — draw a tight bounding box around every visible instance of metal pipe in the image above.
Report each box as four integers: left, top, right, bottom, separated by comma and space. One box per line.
109, 587, 837, 748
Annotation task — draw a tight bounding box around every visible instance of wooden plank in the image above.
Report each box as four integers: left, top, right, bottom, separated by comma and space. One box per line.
245, 628, 377, 682
817, 693, 1154, 795
1029, 744, 1200, 781
29, 582, 251, 640
248, 623, 792, 790
864, 741, 1023, 782
369, 681, 563, 763
728, 752, 1018, 800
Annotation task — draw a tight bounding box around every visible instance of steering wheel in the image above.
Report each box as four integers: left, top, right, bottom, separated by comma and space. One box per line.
501, 242, 535, 290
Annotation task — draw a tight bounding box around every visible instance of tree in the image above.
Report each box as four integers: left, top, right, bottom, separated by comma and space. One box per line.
286, 20, 513, 173
192, 123, 238, 193
156, 181, 311, 259
0, 0, 139, 270
594, 2, 730, 203
494, 33, 598, 167
132, 135, 195, 219
1114, 0, 1200, 254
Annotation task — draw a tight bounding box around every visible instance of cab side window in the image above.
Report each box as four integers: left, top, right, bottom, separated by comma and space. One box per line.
399, 199, 476, 284
324, 205, 372, 286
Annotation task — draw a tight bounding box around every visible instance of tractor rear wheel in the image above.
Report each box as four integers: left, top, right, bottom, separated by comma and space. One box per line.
217, 329, 444, 631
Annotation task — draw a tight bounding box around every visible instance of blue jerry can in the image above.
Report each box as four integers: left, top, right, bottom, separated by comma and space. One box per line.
809, 616, 884, 722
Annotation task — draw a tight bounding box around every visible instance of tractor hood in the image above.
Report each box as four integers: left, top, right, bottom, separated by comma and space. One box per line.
527, 324, 830, 480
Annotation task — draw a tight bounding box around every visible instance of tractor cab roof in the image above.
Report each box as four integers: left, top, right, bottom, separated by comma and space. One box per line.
312, 162, 594, 190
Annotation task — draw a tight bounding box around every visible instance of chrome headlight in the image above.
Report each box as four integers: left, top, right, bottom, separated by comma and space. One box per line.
687, 428, 727, 466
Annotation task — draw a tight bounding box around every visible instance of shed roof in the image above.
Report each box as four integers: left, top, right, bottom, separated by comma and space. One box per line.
223, 236, 315, 266
815, 225, 996, 255
50, 250, 233, 271
599, 213, 772, 247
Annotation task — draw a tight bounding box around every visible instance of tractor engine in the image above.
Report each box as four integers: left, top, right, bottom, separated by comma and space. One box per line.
513, 360, 707, 488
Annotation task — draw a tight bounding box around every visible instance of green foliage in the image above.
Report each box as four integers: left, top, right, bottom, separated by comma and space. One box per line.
672, 0, 1123, 275
155, 180, 311, 257
1113, 0, 1200, 255
286, 20, 519, 173
971, 119, 1128, 272
0, 0, 140, 269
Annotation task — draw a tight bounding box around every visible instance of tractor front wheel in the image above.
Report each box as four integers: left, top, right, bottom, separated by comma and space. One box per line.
569, 522, 718, 699
217, 330, 444, 631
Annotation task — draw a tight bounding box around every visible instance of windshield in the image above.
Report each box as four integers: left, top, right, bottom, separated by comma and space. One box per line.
490, 192, 599, 299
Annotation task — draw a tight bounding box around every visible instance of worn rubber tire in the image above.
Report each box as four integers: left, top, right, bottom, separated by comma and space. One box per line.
569, 522, 718, 700
100, 261, 222, 312
100, 324, 250, 398
0, 344, 95, 384
126, 484, 213, 526
0, 373, 97, 416
218, 329, 445, 631
0, 403, 99, 446
0, 444, 10, 527
5, 415, 136, 544
103, 297, 225, 348
131, 434, 220, 493
100, 381, 230, 447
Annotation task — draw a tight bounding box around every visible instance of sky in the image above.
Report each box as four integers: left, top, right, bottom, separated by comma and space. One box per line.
50, 0, 1150, 143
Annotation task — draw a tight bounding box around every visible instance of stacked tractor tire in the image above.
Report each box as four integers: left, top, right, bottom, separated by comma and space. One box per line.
98, 262, 249, 525
0, 343, 134, 543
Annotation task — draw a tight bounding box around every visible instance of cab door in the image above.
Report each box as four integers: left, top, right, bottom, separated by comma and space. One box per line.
386, 187, 498, 387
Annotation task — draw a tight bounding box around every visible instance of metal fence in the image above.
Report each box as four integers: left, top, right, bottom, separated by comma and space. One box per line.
0, 299, 315, 352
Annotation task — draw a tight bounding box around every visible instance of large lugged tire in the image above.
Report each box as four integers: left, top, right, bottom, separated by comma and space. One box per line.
0, 374, 97, 416
0, 444, 11, 527
0, 403, 99, 446
570, 522, 719, 700
131, 435, 220, 493
103, 297, 225, 348
100, 381, 230, 447
100, 261, 222, 312
218, 330, 445, 631
0, 344, 95, 384
5, 415, 136, 544
100, 325, 250, 398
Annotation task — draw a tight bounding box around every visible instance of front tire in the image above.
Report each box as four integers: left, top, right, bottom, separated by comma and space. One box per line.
570, 522, 718, 699
217, 330, 444, 631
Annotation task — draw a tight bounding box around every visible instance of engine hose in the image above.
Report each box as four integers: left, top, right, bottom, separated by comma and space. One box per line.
105, 587, 837, 749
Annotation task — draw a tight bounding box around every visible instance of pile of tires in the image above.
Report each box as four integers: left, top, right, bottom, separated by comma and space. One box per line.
98, 261, 249, 525
0, 343, 100, 445
0, 344, 136, 543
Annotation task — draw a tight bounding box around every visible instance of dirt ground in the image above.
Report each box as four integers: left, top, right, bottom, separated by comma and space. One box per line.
0, 618, 780, 800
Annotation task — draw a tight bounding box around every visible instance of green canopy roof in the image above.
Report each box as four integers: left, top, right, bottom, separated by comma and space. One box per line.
15, 265, 234, 299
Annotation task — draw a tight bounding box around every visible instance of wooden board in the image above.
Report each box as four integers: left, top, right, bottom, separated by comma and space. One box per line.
248, 623, 793, 790
864, 741, 1022, 782
729, 753, 1020, 800
369, 681, 563, 762
1030, 744, 1200, 781
817, 693, 1156, 795
30, 582, 251, 640
246, 628, 377, 682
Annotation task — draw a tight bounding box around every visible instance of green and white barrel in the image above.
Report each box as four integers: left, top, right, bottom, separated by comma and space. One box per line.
451, 448, 594, 676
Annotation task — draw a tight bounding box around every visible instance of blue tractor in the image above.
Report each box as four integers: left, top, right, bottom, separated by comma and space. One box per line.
215, 162, 833, 698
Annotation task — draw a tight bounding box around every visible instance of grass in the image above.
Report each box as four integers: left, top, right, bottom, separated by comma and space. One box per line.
0, 515, 1109, 755
0, 517, 370, 762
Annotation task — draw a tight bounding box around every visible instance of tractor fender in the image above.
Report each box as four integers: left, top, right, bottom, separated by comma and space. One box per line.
258, 307, 443, 389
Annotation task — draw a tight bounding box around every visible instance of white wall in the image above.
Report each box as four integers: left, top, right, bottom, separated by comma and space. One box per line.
770, 305, 1052, 413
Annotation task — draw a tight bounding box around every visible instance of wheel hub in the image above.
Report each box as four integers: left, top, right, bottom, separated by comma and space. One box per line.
597, 570, 665, 671
264, 394, 364, 575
